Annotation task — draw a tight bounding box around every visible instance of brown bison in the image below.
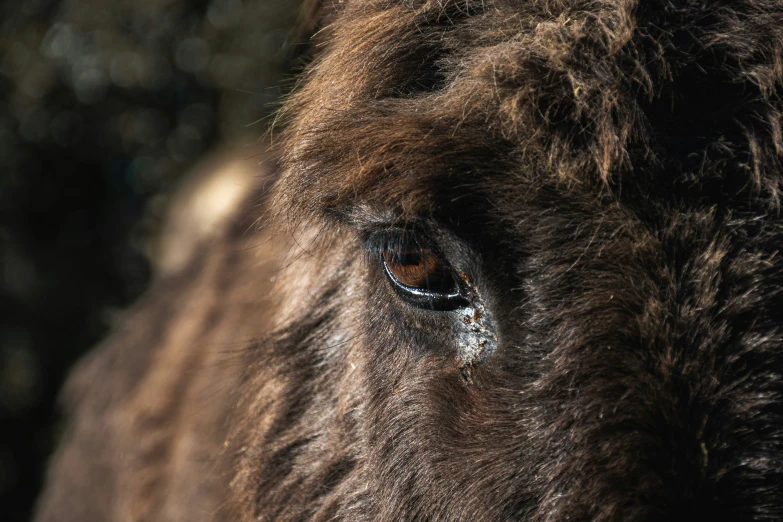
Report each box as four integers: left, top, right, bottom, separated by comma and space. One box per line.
36, 0, 783, 520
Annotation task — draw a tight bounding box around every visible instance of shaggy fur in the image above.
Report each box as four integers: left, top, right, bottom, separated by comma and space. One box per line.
37, 1, 783, 521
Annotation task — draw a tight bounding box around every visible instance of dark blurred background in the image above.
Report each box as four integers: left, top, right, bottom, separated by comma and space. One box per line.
0, 1, 307, 519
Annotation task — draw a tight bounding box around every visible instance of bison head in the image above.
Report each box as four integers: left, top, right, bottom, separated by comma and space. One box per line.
240, 1, 783, 520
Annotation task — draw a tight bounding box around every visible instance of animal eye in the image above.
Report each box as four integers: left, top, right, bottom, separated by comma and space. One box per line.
381, 238, 468, 311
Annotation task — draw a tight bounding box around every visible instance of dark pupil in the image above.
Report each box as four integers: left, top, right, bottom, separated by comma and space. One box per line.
398, 250, 422, 266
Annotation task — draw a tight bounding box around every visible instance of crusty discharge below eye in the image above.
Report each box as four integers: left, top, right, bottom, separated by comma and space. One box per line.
382, 247, 445, 289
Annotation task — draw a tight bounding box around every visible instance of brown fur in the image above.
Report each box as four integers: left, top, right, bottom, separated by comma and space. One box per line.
37, 1, 783, 521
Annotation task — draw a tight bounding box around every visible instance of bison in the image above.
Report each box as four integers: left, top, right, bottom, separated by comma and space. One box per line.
35, 0, 783, 520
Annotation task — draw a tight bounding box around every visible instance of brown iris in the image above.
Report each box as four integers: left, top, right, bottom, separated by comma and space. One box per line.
382, 246, 446, 290
380, 239, 466, 310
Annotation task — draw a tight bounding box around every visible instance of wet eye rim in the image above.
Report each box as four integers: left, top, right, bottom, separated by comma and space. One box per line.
377, 235, 469, 311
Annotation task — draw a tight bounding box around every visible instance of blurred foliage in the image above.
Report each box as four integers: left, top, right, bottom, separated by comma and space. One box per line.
0, 0, 306, 519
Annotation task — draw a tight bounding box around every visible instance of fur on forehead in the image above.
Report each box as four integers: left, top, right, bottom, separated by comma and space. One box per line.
274, 0, 783, 225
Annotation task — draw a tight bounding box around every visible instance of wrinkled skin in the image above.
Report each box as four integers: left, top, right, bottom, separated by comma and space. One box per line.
37, 1, 783, 521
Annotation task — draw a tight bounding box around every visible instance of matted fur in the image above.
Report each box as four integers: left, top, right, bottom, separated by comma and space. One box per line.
37, 1, 783, 521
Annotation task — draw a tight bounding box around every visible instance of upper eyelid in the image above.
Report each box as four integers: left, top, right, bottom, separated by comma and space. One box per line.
363, 226, 425, 252
363, 227, 459, 274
